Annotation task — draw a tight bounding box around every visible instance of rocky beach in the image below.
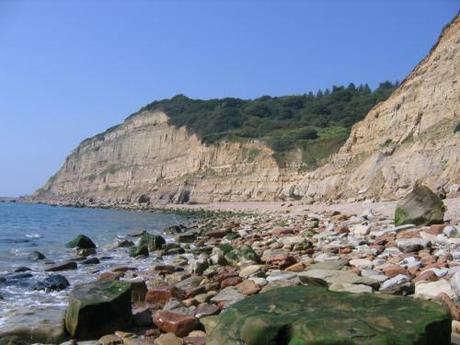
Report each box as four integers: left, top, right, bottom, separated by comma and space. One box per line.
2, 186, 460, 344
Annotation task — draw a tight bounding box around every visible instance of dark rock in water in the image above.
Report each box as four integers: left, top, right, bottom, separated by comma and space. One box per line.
33, 274, 70, 292
28, 250, 46, 261
395, 185, 446, 226
207, 286, 451, 345
1, 273, 33, 288
163, 224, 186, 235
127, 229, 146, 238
116, 239, 134, 248
66, 234, 96, 249
45, 261, 78, 272
162, 243, 185, 255
65, 280, 132, 339
138, 232, 166, 251
129, 245, 149, 258
81, 257, 100, 265
14, 266, 31, 273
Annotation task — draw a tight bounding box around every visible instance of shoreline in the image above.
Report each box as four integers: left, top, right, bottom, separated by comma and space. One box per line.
2, 195, 460, 343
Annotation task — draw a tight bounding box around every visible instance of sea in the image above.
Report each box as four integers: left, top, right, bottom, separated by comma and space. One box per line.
0, 202, 185, 327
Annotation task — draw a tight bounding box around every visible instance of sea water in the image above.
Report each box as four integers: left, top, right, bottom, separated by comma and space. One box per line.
0, 202, 185, 327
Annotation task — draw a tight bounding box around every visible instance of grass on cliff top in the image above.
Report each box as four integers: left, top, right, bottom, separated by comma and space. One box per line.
138, 82, 397, 167
81, 81, 398, 168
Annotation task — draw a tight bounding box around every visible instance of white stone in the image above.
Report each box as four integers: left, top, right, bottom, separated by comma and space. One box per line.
349, 259, 373, 270
415, 279, 456, 300
451, 272, 460, 298
444, 225, 458, 238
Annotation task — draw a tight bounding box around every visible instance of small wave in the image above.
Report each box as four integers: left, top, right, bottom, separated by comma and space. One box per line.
25, 233, 42, 239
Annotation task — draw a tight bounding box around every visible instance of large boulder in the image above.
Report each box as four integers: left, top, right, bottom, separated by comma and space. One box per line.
66, 234, 96, 249
137, 232, 166, 251
395, 185, 445, 226
65, 280, 132, 339
207, 286, 451, 345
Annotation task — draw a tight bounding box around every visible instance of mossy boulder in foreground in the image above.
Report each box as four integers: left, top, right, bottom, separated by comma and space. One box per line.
395, 185, 445, 226
207, 286, 451, 345
65, 280, 132, 339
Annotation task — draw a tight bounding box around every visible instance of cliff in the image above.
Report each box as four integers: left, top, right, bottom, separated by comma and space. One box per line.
286, 13, 460, 202
34, 14, 460, 205
34, 112, 288, 205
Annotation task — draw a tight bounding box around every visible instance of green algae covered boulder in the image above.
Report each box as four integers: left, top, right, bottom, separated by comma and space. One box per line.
225, 244, 260, 265
395, 185, 445, 226
138, 232, 166, 251
65, 280, 132, 339
66, 234, 96, 249
207, 286, 451, 345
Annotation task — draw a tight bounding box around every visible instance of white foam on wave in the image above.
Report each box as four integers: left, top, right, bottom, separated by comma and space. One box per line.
25, 233, 42, 239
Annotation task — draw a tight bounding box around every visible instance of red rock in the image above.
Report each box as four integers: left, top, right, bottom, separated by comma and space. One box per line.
206, 230, 227, 238
420, 255, 437, 266
271, 227, 294, 236
220, 276, 242, 288
383, 265, 409, 278
193, 303, 220, 318
154, 310, 198, 337
335, 224, 349, 234
413, 270, 439, 283
146, 285, 183, 306
263, 253, 296, 269
373, 233, 396, 246
426, 224, 446, 235
236, 280, 261, 296
437, 293, 460, 321
396, 230, 421, 239
339, 247, 353, 255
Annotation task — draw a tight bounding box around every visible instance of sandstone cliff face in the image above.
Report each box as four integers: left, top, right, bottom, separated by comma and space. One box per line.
286, 14, 460, 202
35, 112, 286, 205
35, 14, 460, 205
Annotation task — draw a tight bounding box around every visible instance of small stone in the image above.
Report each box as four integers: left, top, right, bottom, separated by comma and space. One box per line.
396, 238, 431, 253
96, 334, 123, 345
285, 262, 305, 272
236, 280, 261, 296
193, 303, 220, 318
443, 225, 458, 238
379, 274, 411, 294
154, 310, 198, 337
153, 333, 183, 345
239, 265, 264, 278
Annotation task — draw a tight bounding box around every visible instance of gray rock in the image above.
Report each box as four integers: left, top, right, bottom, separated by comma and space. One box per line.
396, 238, 431, 253
210, 287, 244, 307
450, 272, 460, 299
379, 274, 411, 294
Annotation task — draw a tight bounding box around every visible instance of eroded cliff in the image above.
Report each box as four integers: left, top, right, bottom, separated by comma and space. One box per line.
34, 112, 286, 205
34, 14, 460, 205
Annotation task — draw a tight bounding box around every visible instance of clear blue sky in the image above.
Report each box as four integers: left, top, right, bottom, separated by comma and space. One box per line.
0, 0, 458, 196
